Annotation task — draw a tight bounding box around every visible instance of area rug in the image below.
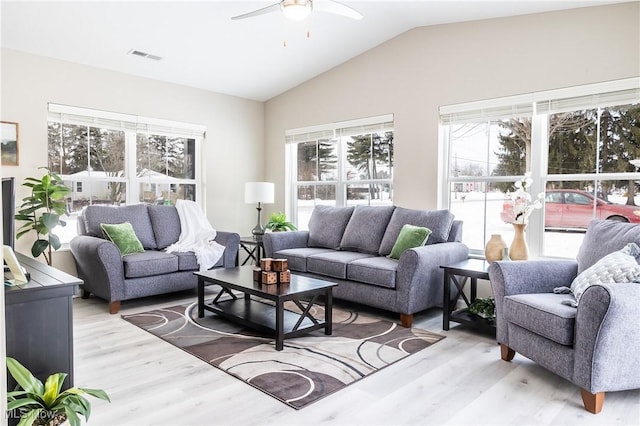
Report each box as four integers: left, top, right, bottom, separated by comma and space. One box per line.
122, 301, 444, 409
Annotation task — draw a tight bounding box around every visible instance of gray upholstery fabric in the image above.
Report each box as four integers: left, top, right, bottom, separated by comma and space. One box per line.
70, 206, 240, 309
340, 205, 396, 254
264, 231, 309, 256
347, 256, 398, 289
308, 206, 354, 249
174, 251, 199, 271
379, 207, 455, 254
307, 251, 374, 279
447, 220, 463, 243
576, 219, 640, 274
504, 293, 577, 346
148, 205, 181, 249
273, 247, 335, 272
83, 204, 158, 249
488, 220, 640, 400
488, 260, 578, 345
263, 209, 469, 319
122, 251, 179, 278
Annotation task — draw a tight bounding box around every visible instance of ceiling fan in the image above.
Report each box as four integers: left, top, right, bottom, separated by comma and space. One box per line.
231, 0, 363, 22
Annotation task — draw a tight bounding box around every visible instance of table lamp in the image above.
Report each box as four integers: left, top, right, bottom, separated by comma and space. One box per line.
245, 182, 275, 240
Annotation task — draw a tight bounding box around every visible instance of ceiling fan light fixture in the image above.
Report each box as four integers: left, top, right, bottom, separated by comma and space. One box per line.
281, 0, 313, 21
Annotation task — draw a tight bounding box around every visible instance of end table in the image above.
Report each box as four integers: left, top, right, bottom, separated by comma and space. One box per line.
440, 259, 495, 334
239, 236, 263, 266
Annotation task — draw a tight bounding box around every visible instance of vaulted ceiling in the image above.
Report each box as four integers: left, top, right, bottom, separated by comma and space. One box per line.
1, 1, 631, 101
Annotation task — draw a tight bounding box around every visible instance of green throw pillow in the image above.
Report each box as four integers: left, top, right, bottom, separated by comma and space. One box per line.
101, 222, 145, 255
388, 224, 431, 260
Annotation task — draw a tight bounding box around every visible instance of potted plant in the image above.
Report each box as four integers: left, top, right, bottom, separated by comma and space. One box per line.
15, 167, 70, 266
467, 297, 496, 322
265, 211, 297, 232
6, 357, 110, 426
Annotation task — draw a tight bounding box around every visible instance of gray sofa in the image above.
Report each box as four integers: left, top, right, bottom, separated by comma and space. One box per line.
263, 205, 469, 327
488, 220, 640, 414
70, 204, 240, 314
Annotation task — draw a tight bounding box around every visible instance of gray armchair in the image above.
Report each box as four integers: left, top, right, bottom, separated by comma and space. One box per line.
488, 220, 640, 414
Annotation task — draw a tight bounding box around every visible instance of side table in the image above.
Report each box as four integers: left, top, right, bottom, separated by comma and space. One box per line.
239, 236, 263, 266
441, 259, 495, 334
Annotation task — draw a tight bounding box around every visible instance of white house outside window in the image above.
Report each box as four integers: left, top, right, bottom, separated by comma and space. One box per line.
439, 78, 640, 259
47, 103, 205, 244
286, 114, 394, 230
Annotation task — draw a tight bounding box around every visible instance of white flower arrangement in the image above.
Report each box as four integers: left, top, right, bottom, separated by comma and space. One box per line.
505, 173, 544, 224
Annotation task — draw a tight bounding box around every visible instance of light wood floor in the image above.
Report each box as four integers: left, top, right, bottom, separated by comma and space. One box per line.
73, 289, 639, 426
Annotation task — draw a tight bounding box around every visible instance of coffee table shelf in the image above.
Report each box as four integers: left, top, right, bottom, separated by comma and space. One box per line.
207, 298, 318, 336
195, 266, 337, 350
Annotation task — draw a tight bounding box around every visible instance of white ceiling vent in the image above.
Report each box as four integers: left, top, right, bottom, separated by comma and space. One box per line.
127, 49, 162, 61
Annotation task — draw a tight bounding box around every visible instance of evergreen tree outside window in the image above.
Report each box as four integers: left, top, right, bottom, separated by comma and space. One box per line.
286, 115, 394, 230
47, 103, 204, 244
440, 78, 640, 259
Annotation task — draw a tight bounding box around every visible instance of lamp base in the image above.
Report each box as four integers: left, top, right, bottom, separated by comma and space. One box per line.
252, 203, 264, 241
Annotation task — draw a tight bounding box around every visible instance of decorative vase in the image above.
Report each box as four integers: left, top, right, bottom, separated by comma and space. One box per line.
485, 234, 507, 263
509, 223, 529, 260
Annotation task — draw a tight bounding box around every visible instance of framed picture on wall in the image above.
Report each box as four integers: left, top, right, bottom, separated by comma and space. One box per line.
1, 121, 19, 166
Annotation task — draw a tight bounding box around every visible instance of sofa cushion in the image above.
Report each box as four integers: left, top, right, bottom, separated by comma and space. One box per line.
340, 205, 396, 254
100, 222, 145, 255
148, 205, 181, 249
388, 224, 431, 260
308, 206, 354, 249
570, 242, 640, 305
577, 219, 640, 274
173, 251, 199, 271
504, 293, 577, 346
122, 251, 179, 278
307, 251, 375, 279
347, 256, 398, 289
273, 248, 336, 272
379, 208, 455, 255
83, 204, 157, 249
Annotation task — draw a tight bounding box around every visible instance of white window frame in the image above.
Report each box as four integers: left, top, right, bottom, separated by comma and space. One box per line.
285, 114, 394, 227
439, 77, 640, 258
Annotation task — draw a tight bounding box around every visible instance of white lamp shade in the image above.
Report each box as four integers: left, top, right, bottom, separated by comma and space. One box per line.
245, 182, 274, 204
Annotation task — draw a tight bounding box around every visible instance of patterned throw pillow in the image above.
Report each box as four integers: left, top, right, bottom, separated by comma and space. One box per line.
569, 242, 640, 305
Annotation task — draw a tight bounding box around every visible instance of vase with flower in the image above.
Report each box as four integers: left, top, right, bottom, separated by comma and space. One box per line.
502, 173, 544, 260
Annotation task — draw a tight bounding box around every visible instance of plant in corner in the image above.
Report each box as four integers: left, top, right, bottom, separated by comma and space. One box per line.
15, 167, 70, 266
265, 211, 297, 232
6, 357, 110, 426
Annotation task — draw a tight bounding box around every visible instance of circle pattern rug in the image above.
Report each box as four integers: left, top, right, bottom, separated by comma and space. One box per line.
122, 301, 445, 409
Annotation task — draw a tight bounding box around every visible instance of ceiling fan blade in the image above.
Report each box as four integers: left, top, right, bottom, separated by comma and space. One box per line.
231, 3, 281, 20
314, 0, 363, 20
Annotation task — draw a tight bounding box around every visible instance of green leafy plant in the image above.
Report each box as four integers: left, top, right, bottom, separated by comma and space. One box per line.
265, 211, 297, 232
467, 297, 496, 321
6, 357, 110, 426
15, 167, 70, 265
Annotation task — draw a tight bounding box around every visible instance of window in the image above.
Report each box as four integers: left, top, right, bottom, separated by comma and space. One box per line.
47, 103, 205, 244
286, 115, 394, 229
440, 78, 640, 259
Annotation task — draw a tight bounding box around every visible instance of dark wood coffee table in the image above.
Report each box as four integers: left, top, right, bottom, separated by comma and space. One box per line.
194, 266, 337, 350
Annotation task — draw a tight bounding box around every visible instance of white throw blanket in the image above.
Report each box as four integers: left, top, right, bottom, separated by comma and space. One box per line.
165, 199, 225, 271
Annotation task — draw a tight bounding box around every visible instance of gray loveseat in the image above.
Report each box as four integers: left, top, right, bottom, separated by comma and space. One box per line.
70, 204, 240, 314
488, 220, 640, 414
263, 205, 469, 327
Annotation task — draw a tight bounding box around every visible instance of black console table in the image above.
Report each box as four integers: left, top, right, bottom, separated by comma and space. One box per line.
5, 253, 81, 391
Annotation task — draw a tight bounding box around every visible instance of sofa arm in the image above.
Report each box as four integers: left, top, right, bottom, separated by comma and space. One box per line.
395, 241, 469, 314
574, 283, 640, 393
69, 235, 125, 303
263, 231, 309, 257
214, 231, 240, 268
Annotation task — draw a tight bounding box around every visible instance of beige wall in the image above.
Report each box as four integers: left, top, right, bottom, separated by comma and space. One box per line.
1, 48, 264, 274
265, 3, 640, 212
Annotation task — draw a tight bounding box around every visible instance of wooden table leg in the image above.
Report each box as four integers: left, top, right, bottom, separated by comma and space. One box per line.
443, 270, 451, 330
275, 299, 284, 351
197, 277, 204, 318
325, 289, 333, 335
